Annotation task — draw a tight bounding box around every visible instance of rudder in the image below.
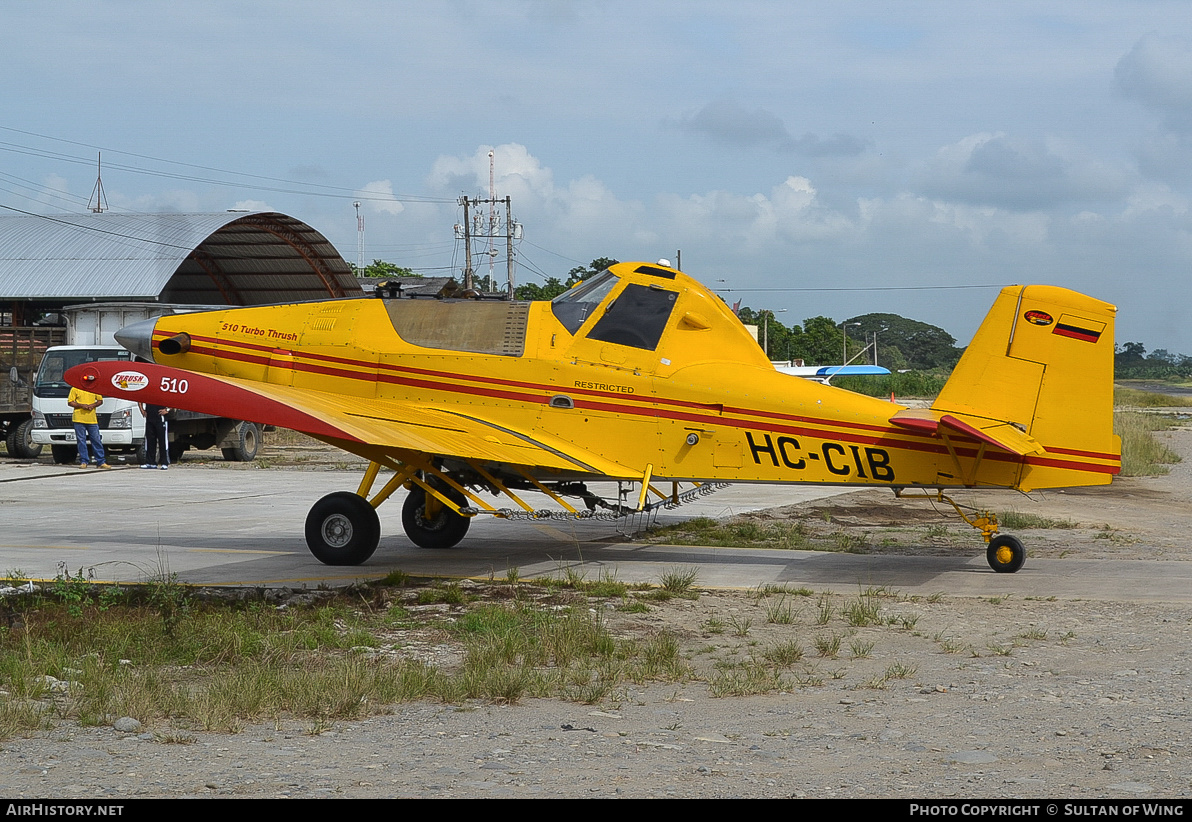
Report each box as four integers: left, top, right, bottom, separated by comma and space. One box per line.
933, 285, 1120, 490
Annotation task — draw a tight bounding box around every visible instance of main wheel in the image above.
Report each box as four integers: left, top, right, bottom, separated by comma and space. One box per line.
305, 491, 381, 565
402, 483, 471, 549
51, 444, 76, 464
221, 421, 260, 462
987, 534, 1026, 574
6, 419, 42, 459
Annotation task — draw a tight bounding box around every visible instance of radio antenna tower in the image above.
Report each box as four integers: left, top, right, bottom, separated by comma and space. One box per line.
354, 201, 365, 271
88, 152, 108, 213
456, 149, 521, 296
487, 151, 498, 288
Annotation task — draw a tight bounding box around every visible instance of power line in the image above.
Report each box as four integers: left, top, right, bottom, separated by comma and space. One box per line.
720, 284, 1003, 293
0, 202, 203, 251
0, 127, 456, 204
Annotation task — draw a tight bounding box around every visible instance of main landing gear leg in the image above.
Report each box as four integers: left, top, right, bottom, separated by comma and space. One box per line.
402, 482, 471, 549
304, 460, 479, 565
895, 490, 1027, 574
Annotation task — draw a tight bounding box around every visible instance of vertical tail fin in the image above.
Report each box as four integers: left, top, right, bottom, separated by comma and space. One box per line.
933, 285, 1120, 490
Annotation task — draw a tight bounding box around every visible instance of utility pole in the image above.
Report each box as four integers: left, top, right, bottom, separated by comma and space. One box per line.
456, 193, 519, 296
457, 196, 475, 290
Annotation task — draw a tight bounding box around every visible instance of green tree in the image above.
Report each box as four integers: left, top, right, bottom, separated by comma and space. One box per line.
516, 258, 619, 301
797, 316, 857, 365
352, 259, 421, 279
515, 277, 567, 301
565, 257, 619, 287
845, 313, 960, 370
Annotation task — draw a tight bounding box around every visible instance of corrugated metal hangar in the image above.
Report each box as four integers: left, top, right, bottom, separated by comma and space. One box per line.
0, 211, 362, 323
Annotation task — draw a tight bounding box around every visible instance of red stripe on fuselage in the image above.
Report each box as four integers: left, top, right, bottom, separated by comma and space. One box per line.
160, 332, 1120, 474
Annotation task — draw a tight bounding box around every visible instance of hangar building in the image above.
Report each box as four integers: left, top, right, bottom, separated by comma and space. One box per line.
0, 210, 362, 323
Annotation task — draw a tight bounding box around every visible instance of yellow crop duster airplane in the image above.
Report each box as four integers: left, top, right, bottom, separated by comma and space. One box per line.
66, 261, 1119, 574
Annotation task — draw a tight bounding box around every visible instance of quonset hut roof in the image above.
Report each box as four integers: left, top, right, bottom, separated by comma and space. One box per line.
0, 211, 362, 306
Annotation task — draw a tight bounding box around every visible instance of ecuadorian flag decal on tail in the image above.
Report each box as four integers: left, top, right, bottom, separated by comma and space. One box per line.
1052, 314, 1106, 343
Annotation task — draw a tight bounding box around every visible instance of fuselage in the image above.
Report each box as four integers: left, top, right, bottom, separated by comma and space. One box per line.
117, 262, 1110, 491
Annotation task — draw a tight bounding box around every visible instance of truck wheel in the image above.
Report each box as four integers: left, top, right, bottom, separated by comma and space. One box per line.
168, 441, 188, 464
5, 419, 42, 459
51, 445, 76, 464
221, 422, 260, 462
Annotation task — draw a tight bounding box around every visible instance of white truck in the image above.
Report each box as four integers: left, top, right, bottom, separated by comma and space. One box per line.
29, 303, 260, 465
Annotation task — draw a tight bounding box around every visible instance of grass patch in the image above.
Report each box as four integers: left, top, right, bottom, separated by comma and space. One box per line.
1115, 411, 1183, 476
0, 585, 702, 738
1115, 387, 1192, 408
842, 595, 882, 627
998, 511, 1077, 530
647, 518, 810, 550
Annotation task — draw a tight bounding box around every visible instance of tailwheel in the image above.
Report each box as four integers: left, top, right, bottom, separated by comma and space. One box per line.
987, 534, 1026, 574
305, 491, 381, 566
402, 483, 470, 549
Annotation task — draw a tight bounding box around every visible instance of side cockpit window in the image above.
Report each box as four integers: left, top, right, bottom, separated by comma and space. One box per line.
550, 269, 620, 334
587, 283, 677, 351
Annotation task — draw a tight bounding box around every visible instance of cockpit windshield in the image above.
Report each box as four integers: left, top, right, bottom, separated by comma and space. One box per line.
549, 269, 619, 335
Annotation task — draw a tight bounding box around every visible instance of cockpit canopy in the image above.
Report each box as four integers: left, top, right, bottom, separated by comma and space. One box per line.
550, 266, 680, 352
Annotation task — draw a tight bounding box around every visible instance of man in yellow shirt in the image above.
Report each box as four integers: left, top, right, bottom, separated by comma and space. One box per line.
67, 386, 110, 469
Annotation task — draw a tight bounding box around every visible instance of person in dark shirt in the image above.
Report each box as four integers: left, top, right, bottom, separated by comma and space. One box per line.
138, 402, 171, 470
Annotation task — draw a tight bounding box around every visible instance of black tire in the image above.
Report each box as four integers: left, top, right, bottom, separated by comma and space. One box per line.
168, 441, 188, 464
305, 491, 381, 566
221, 421, 260, 462
987, 534, 1026, 574
51, 444, 76, 464
6, 419, 42, 459
135, 440, 148, 465
401, 483, 471, 549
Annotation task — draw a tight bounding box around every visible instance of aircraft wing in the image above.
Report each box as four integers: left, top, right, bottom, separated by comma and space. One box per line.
65, 360, 632, 476
888, 407, 1045, 456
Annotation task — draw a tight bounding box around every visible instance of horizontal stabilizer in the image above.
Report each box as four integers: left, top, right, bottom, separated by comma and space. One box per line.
889, 408, 1044, 456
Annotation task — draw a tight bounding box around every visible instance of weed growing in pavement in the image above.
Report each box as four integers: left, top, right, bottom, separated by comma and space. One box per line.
815, 594, 834, 625
813, 634, 841, 658
727, 614, 753, 637
764, 597, 797, 625
843, 594, 882, 627
849, 639, 874, 659
762, 640, 805, 666
659, 567, 699, 597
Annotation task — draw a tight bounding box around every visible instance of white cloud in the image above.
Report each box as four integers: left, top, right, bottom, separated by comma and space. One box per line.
106, 189, 204, 213
427, 144, 555, 200
1121, 182, 1189, 218
356, 180, 405, 216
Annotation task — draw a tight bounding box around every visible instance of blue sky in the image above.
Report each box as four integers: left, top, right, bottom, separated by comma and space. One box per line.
3, 1, 1192, 352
